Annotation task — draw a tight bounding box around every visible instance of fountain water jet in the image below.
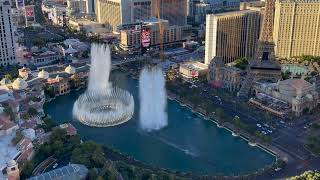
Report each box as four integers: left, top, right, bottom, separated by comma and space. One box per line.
73, 44, 134, 127
139, 66, 168, 131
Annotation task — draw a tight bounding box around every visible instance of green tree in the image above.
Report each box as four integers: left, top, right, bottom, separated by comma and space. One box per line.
31, 96, 41, 102
281, 70, 291, 80
44, 85, 55, 98
27, 107, 38, 117
12, 130, 23, 144
290, 170, 320, 180
81, 50, 89, 58
71, 141, 107, 168
4, 73, 14, 81
3, 106, 15, 121
166, 69, 176, 82
215, 108, 225, 122
234, 57, 248, 70
38, 116, 56, 132
233, 116, 241, 126
20, 162, 35, 179
32, 38, 46, 48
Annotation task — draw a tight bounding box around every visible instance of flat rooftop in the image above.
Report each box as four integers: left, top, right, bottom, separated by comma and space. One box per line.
180, 61, 208, 71
210, 10, 257, 17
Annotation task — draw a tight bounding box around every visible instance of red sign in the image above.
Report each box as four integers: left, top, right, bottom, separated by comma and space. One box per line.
25, 6, 34, 17
191, 70, 198, 77
25, 5, 35, 22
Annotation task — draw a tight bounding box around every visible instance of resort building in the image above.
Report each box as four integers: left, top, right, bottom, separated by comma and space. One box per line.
30, 51, 61, 67
120, 18, 184, 50
42, 2, 67, 26
0, 0, 17, 66
47, 76, 71, 96
252, 79, 319, 117
208, 57, 243, 92
67, 0, 87, 16
273, 0, 320, 58
86, 0, 95, 14
96, 0, 152, 31
189, 0, 240, 24
205, 10, 261, 64
179, 61, 208, 79
68, 19, 109, 34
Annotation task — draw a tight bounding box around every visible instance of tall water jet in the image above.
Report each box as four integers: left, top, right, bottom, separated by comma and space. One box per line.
73, 44, 134, 127
139, 66, 168, 131
88, 44, 111, 92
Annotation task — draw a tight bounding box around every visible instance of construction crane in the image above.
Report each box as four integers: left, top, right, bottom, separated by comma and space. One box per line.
152, 0, 165, 61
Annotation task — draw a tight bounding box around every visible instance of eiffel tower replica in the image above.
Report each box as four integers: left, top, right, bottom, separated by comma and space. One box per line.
237, 0, 281, 99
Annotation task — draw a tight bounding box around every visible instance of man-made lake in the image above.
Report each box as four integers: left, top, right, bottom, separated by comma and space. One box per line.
44, 71, 275, 176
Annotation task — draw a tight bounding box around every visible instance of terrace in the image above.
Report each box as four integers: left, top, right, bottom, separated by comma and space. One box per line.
249, 93, 291, 117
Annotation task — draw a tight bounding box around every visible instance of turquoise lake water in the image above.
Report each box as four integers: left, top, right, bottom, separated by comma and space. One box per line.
44, 71, 275, 176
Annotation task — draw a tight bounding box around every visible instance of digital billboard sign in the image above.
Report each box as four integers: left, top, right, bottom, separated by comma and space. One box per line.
141, 28, 151, 48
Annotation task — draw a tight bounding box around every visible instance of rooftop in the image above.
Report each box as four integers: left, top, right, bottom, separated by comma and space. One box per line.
180, 61, 208, 71
221, 66, 243, 72
0, 115, 17, 131
279, 79, 313, 91
0, 133, 20, 170
28, 164, 88, 180
211, 10, 258, 17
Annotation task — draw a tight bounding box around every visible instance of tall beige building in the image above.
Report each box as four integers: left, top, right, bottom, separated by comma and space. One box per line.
205, 10, 261, 64
96, 0, 152, 31
273, 0, 320, 58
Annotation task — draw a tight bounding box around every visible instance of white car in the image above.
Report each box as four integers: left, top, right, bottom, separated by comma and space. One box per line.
53, 163, 58, 169
274, 167, 282, 172
267, 129, 273, 133
261, 131, 267, 135
256, 123, 262, 128
280, 120, 285, 124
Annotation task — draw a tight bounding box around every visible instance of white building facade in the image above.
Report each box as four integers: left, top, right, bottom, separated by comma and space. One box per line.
0, 0, 17, 66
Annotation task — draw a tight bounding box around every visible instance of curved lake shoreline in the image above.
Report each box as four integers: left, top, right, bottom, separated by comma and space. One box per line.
44, 71, 276, 176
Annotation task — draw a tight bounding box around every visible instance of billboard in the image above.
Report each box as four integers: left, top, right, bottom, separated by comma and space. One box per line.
48, 12, 54, 20
16, 0, 24, 9
25, 5, 35, 23
191, 70, 198, 78
141, 28, 151, 48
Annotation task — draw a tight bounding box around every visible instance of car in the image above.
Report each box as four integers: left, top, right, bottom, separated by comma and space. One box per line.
274, 167, 282, 172
261, 131, 267, 135
53, 163, 58, 169
264, 123, 270, 128
280, 120, 285, 124
267, 129, 273, 133
256, 123, 262, 128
